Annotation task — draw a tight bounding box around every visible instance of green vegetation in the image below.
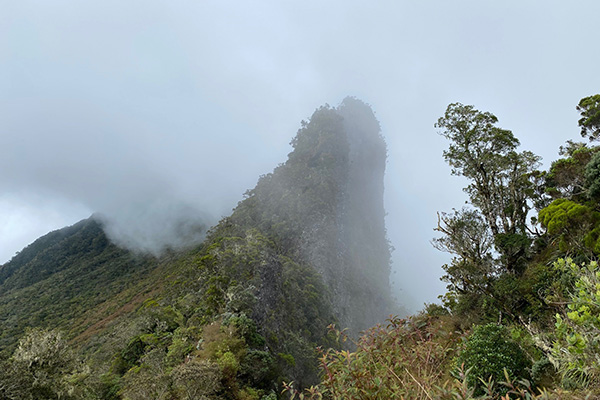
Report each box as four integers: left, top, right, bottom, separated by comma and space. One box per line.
0, 218, 160, 356
550, 258, 600, 387
288, 94, 600, 400
577, 94, 600, 141
0, 327, 92, 399
0, 98, 391, 399
3, 95, 600, 399
455, 324, 530, 395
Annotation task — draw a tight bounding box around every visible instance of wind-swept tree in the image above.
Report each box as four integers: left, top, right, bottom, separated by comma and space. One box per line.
435, 103, 541, 274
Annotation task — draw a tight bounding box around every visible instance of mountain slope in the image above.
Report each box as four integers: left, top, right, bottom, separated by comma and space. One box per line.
0, 217, 159, 354
0, 97, 393, 397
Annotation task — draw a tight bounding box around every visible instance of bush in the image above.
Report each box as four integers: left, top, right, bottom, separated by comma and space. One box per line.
551, 258, 600, 388
455, 323, 531, 395
1, 328, 89, 400
172, 360, 222, 399
284, 315, 461, 399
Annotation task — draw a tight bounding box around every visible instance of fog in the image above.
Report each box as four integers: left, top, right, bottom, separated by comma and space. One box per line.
1, 1, 600, 311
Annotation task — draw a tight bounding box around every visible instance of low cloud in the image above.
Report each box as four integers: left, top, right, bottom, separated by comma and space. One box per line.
96, 199, 212, 256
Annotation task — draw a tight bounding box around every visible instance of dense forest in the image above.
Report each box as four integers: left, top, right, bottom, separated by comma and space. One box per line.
2, 94, 600, 399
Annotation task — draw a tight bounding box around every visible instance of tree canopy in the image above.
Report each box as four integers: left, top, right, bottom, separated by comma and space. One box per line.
577, 94, 600, 141
435, 103, 540, 273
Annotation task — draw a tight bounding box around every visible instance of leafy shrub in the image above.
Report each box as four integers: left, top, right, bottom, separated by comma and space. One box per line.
120, 349, 172, 400
538, 199, 600, 255
0, 328, 89, 400
112, 335, 147, 375
455, 323, 531, 395
240, 350, 277, 388
261, 391, 278, 400
530, 357, 557, 389
218, 351, 240, 376
165, 328, 195, 367
224, 313, 266, 348
551, 258, 600, 388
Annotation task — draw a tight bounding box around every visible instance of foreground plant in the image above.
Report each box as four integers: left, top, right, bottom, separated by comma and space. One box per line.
550, 258, 600, 388
284, 315, 461, 400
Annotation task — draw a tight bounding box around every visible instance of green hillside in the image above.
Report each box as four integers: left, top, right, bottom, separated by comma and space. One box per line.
0, 217, 160, 355
0, 97, 393, 399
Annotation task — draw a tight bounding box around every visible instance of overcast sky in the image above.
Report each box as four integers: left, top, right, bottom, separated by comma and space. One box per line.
1, 0, 599, 311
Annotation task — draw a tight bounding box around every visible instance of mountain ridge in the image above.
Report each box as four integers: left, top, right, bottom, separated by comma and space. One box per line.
0, 97, 394, 397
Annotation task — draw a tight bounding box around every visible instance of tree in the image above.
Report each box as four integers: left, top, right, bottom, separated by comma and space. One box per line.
585, 151, 600, 200
577, 94, 600, 141
434, 208, 494, 265
433, 208, 495, 295
435, 103, 541, 273
545, 141, 597, 201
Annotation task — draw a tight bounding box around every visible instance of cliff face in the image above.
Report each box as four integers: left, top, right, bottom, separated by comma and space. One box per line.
294, 98, 391, 332
232, 97, 391, 334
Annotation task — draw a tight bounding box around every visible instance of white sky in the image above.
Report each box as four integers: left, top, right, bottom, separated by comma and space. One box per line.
1, 0, 599, 311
